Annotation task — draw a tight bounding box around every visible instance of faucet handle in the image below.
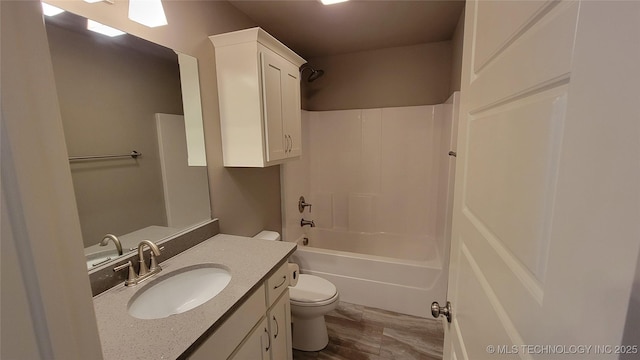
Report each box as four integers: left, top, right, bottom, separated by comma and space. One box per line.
138, 256, 149, 277
114, 261, 136, 286
298, 196, 312, 213
149, 246, 165, 272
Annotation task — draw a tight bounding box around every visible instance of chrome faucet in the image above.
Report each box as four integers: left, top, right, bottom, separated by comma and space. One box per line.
113, 240, 163, 286
301, 218, 316, 227
99, 234, 123, 256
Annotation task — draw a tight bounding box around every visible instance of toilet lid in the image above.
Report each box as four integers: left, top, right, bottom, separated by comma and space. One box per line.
289, 274, 337, 303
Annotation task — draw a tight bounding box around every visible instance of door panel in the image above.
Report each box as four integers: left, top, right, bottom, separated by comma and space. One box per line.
474, 1, 554, 72
469, 1, 577, 113
465, 87, 567, 283
456, 245, 520, 357
261, 51, 286, 162
282, 69, 301, 157
461, 217, 544, 333
444, 0, 640, 359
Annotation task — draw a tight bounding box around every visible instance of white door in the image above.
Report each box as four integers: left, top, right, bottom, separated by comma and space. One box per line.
442, 1, 640, 359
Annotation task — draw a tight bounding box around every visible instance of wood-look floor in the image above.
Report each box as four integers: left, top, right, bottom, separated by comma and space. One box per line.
292, 302, 444, 360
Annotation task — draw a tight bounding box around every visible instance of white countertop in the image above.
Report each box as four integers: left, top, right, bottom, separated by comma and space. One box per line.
92, 234, 296, 359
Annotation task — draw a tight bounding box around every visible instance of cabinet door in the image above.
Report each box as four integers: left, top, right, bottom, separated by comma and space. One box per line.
189, 287, 267, 360
230, 318, 270, 360
268, 291, 293, 360
281, 65, 301, 158
260, 51, 286, 163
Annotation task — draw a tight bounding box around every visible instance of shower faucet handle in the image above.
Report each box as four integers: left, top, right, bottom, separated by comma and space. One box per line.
298, 196, 312, 213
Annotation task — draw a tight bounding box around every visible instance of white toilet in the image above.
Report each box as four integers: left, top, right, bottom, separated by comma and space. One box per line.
288, 273, 339, 351
253, 231, 339, 352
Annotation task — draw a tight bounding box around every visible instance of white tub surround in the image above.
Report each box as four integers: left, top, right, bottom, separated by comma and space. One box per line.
291, 229, 445, 318
92, 234, 296, 359
282, 98, 459, 318
298, 228, 435, 262
283, 103, 457, 255
283, 106, 444, 243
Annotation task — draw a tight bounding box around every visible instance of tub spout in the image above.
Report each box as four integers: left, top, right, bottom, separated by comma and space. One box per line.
301, 219, 316, 227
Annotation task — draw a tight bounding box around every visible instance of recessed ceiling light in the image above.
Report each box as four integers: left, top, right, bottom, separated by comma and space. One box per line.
83, 0, 115, 4
128, 0, 168, 28
87, 19, 125, 37
42, 3, 65, 16
319, 0, 349, 5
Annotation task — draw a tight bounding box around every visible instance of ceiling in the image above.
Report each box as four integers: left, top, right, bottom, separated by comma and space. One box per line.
44, 1, 465, 63
227, 0, 465, 59
44, 10, 177, 62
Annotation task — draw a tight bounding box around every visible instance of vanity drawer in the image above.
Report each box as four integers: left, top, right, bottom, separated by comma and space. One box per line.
265, 262, 289, 307
189, 286, 266, 360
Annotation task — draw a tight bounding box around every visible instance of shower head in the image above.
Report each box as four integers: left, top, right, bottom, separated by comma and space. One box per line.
300, 65, 325, 82
307, 69, 324, 82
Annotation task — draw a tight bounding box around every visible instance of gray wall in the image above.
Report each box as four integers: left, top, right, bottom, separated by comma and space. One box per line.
302, 41, 453, 111
46, 23, 184, 247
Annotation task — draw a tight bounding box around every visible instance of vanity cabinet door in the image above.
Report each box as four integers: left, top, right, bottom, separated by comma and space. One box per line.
230, 318, 270, 360
189, 287, 266, 360
267, 291, 293, 360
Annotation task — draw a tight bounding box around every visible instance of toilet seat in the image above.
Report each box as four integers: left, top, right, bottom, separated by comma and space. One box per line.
290, 274, 337, 307
291, 292, 339, 307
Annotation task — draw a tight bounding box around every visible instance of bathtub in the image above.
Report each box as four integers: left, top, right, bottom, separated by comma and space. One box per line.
289, 228, 447, 318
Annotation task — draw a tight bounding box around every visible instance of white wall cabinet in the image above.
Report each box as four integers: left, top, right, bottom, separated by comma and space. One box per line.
210, 28, 306, 167
189, 262, 293, 360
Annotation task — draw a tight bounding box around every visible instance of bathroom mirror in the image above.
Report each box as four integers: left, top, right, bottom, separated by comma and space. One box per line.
44, 10, 212, 271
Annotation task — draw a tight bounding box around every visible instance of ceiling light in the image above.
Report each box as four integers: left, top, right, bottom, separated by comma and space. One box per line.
128, 0, 168, 28
319, 0, 349, 5
41, 3, 65, 16
87, 19, 125, 37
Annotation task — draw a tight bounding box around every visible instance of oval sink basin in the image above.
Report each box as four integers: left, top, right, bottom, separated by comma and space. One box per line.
128, 264, 231, 320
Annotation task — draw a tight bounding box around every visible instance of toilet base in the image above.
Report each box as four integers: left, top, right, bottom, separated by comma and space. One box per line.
291, 315, 329, 351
